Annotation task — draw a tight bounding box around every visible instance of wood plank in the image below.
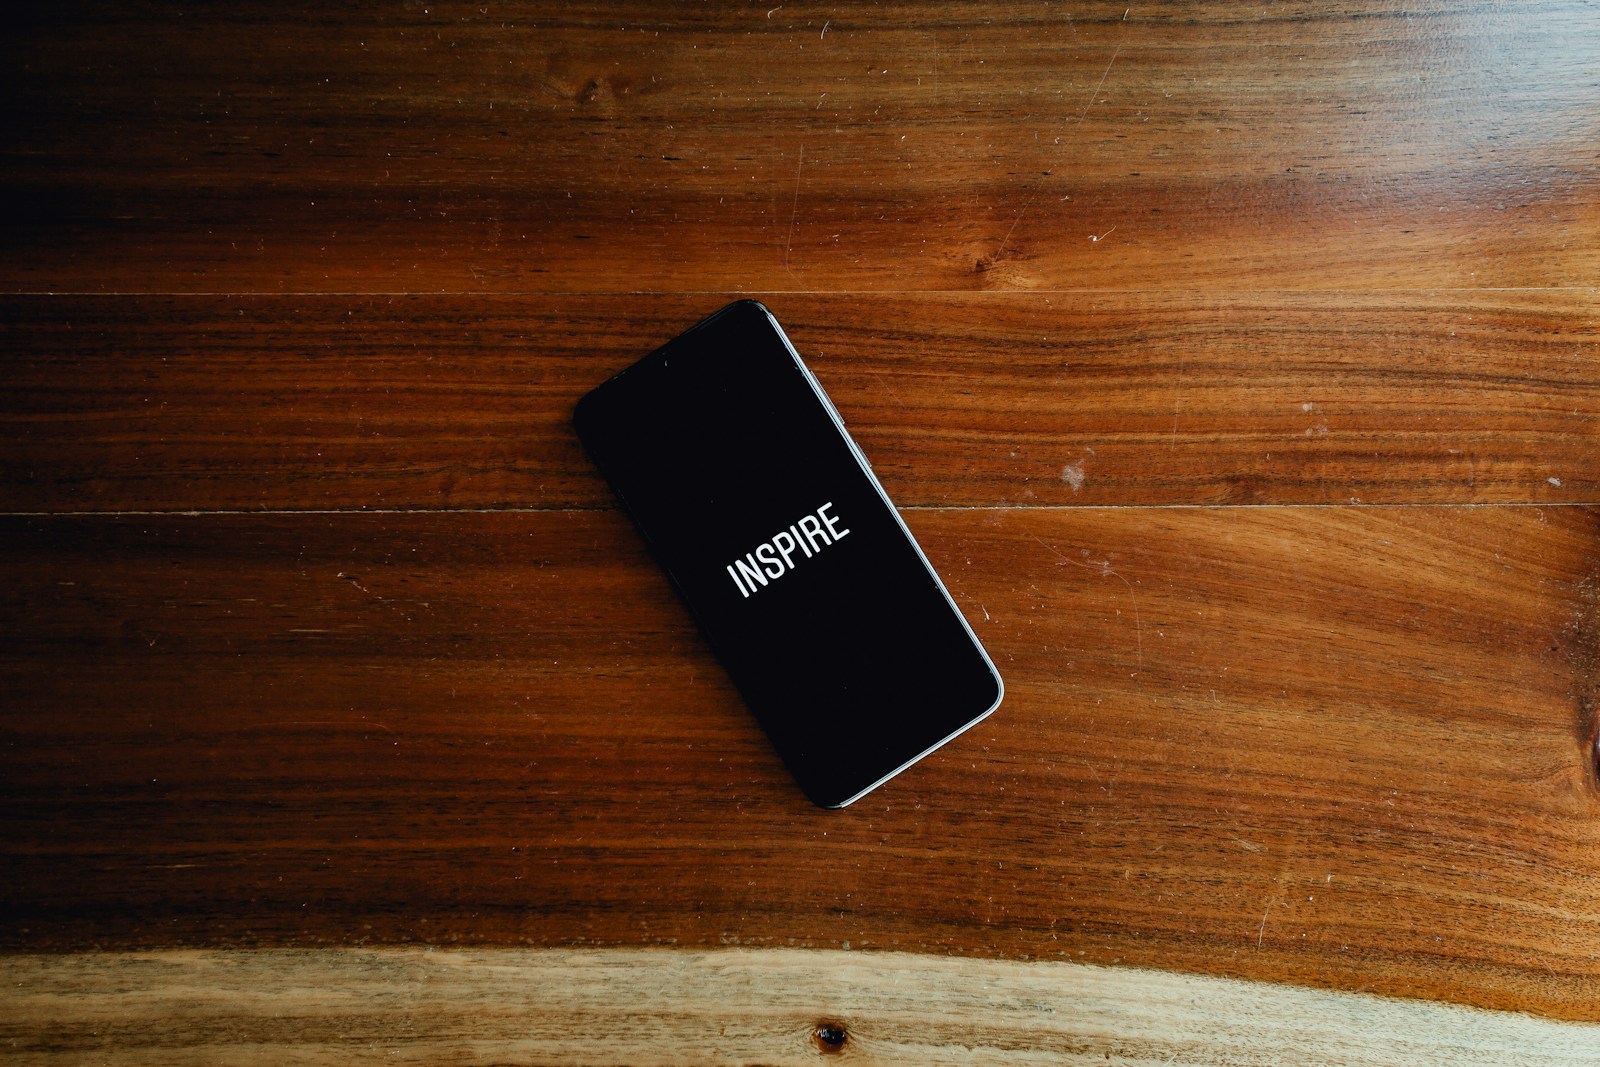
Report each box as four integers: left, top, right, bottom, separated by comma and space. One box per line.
4, 947, 1597, 1066
4, 507, 1597, 1018
4, 291, 1598, 512
5, 2, 1596, 293
5, 0, 1598, 1048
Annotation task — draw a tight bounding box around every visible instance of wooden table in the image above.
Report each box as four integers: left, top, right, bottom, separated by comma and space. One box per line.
4, 3, 1598, 1062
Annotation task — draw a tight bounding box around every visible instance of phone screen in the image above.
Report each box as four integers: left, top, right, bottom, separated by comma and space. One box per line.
575, 301, 1002, 807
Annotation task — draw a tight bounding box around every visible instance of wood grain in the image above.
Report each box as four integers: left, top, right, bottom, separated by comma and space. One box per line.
4, 290, 1597, 512
4, 507, 1597, 1018
4, 2, 1596, 294
4, 948, 1597, 1066
5, 0, 1599, 1053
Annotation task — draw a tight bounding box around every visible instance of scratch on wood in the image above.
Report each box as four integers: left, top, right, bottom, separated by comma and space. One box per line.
252, 720, 395, 733
785, 143, 803, 275
864, 364, 909, 409
1170, 351, 1184, 447
994, 42, 1124, 263
337, 571, 372, 594
1033, 534, 1143, 670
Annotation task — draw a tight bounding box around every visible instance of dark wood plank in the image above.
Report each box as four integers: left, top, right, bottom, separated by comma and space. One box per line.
5, 291, 1598, 512
4, 507, 1597, 1019
5, 2, 1596, 293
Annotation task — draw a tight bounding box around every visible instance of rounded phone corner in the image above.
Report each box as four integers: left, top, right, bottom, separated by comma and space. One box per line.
982, 668, 1005, 718
720, 298, 776, 330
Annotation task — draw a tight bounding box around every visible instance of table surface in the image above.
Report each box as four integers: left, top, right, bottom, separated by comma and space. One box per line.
4, 3, 1599, 1062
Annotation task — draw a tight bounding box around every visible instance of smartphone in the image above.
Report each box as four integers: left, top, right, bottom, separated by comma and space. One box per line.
575, 300, 1002, 808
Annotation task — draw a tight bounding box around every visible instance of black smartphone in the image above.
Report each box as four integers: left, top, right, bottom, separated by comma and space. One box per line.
575, 300, 1002, 808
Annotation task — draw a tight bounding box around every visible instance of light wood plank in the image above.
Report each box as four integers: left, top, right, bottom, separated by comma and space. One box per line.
5, 2, 1596, 293
4, 291, 1598, 512
4, 507, 1597, 1018
3, 948, 1597, 1065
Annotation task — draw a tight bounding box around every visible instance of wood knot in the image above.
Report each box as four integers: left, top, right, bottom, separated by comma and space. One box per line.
812, 1022, 849, 1054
